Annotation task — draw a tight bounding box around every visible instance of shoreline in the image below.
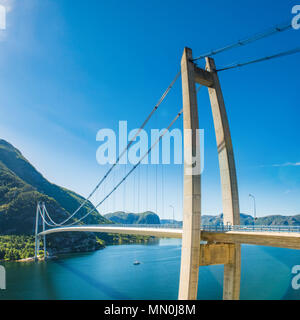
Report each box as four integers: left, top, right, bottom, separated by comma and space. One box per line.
0, 236, 158, 263
0, 255, 58, 263
0, 238, 160, 263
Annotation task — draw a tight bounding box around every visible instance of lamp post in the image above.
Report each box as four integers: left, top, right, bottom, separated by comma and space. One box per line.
169, 205, 175, 225
249, 194, 257, 223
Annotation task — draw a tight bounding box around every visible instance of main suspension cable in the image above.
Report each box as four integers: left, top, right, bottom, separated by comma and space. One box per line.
45, 71, 181, 226
193, 21, 292, 62
65, 109, 184, 226
217, 47, 300, 72
40, 86, 204, 228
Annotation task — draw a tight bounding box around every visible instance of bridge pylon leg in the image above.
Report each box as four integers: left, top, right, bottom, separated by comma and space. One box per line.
205, 57, 241, 300
178, 50, 241, 300
178, 47, 201, 300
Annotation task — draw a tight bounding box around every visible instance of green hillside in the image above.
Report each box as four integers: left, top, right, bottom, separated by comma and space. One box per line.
0, 139, 108, 233
0, 139, 149, 260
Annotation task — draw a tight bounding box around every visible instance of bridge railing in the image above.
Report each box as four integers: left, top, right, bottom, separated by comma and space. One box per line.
201, 225, 300, 233
99, 224, 300, 233
100, 224, 182, 229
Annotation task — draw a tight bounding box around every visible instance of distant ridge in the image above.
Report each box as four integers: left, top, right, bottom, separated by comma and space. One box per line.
106, 212, 300, 227
201, 213, 300, 226
105, 211, 160, 225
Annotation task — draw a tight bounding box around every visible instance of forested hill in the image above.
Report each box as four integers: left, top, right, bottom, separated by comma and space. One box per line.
0, 139, 109, 235
0, 139, 152, 261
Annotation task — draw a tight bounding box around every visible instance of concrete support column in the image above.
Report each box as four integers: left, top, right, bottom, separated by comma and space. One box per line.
178, 47, 201, 300
223, 244, 241, 300
205, 57, 241, 300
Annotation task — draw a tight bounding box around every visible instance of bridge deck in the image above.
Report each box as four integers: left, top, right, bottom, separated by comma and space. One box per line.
202, 231, 300, 250
39, 225, 183, 239
38, 225, 300, 250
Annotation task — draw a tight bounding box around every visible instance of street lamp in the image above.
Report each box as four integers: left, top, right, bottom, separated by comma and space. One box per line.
249, 194, 257, 222
169, 205, 175, 225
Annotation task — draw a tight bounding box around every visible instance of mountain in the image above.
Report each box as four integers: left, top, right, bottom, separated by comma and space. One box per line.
0, 139, 109, 235
160, 219, 182, 226
0, 139, 149, 260
105, 211, 160, 225
201, 213, 300, 226
105, 213, 258, 226
117, 212, 300, 227
0, 139, 110, 233
253, 215, 300, 226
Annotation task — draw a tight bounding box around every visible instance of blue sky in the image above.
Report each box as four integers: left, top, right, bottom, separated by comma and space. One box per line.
0, 0, 299, 219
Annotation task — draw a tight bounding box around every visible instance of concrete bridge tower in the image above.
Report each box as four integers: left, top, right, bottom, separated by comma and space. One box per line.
178, 48, 241, 300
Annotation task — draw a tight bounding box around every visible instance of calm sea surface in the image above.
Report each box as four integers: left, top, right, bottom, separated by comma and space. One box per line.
1, 238, 300, 300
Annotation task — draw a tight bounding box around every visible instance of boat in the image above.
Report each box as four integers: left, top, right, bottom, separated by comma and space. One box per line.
133, 260, 141, 265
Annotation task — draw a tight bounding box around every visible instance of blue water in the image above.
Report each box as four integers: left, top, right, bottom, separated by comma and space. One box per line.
1, 239, 300, 300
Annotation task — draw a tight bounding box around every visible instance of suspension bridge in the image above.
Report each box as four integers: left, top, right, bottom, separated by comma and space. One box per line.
33, 21, 300, 300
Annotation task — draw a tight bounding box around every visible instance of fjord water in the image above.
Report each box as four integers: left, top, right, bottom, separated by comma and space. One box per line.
1, 239, 300, 300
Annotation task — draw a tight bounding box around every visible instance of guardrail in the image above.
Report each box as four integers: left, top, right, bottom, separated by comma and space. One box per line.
202, 225, 300, 233
99, 224, 182, 229
99, 224, 300, 233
